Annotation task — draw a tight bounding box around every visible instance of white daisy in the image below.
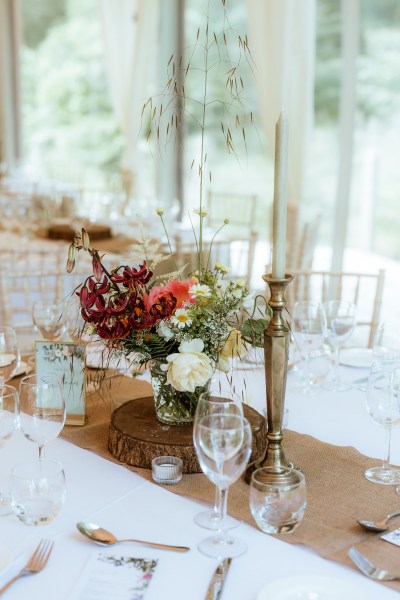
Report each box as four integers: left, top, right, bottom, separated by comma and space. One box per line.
171, 309, 193, 329
190, 284, 211, 299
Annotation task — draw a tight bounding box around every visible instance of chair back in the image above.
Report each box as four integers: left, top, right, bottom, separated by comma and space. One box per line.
0, 269, 88, 353
286, 269, 386, 347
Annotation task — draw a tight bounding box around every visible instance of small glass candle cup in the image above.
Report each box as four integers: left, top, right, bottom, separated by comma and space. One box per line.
152, 456, 183, 485
250, 467, 306, 534
10, 459, 66, 526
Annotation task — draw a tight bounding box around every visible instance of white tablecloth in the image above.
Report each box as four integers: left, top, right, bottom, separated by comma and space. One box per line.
1, 361, 398, 599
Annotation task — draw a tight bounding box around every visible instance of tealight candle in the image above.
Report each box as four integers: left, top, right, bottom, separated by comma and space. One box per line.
152, 456, 183, 485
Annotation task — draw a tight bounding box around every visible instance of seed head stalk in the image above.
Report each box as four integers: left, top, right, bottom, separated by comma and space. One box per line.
198, 12, 210, 276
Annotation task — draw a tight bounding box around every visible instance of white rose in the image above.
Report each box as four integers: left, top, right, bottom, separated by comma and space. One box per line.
165, 339, 213, 392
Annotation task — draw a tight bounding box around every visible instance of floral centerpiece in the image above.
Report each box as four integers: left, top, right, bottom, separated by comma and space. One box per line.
66, 0, 268, 424
67, 220, 267, 424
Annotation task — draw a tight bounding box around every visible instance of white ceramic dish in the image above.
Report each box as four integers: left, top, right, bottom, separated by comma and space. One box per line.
339, 348, 373, 369
257, 574, 374, 600
86, 348, 133, 374
5, 361, 27, 381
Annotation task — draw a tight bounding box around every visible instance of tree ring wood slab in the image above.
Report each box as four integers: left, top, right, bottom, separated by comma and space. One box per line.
108, 396, 266, 473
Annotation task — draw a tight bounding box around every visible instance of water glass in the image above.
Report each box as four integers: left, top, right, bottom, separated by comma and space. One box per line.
10, 459, 66, 526
32, 300, 66, 341
365, 363, 400, 485
250, 467, 306, 534
0, 384, 19, 516
19, 374, 66, 462
291, 301, 326, 395
193, 388, 243, 530
323, 300, 356, 392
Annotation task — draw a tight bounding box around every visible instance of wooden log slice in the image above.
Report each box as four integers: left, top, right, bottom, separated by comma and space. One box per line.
108, 396, 266, 473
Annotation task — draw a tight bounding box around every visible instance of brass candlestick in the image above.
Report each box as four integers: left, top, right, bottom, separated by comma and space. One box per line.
245, 273, 293, 483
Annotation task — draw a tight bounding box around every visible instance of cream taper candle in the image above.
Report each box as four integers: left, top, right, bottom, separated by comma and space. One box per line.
271, 110, 289, 279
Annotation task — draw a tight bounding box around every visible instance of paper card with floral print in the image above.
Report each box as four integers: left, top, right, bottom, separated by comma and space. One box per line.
35, 341, 86, 425
68, 553, 158, 600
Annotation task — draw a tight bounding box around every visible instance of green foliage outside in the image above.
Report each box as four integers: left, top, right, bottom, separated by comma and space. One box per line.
20, 0, 400, 258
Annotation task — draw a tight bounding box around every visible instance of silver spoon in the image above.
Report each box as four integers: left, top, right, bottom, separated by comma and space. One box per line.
357, 508, 400, 532
77, 521, 190, 553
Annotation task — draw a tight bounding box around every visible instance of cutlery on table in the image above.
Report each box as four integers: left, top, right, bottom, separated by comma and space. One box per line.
357, 508, 400, 532
76, 521, 190, 553
205, 558, 232, 600
348, 546, 400, 581
0, 539, 54, 596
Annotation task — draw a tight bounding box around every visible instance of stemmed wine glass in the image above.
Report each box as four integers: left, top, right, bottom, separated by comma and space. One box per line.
373, 322, 400, 365
0, 326, 20, 383
18, 374, 66, 462
0, 384, 19, 515
364, 363, 400, 485
193, 389, 244, 530
291, 301, 326, 395
323, 300, 356, 392
32, 300, 66, 341
194, 413, 252, 558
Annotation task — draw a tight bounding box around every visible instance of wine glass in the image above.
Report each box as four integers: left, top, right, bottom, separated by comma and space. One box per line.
32, 300, 66, 341
323, 300, 356, 392
18, 374, 66, 462
291, 301, 326, 395
0, 384, 19, 515
0, 326, 20, 384
194, 413, 252, 558
193, 388, 244, 530
364, 363, 400, 485
373, 322, 400, 366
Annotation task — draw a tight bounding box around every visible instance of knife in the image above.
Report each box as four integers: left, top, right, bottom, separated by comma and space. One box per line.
205, 558, 232, 600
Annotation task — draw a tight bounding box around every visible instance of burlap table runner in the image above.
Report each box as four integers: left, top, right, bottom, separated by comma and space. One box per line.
61, 376, 400, 593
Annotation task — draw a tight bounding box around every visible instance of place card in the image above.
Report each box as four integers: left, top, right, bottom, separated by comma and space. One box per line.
381, 527, 400, 547
35, 341, 86, 426
69, 552, 158, 600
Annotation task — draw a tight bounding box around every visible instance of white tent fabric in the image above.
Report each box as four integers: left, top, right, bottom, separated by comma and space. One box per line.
245, 0, 316, 205
97, 0, 158, 181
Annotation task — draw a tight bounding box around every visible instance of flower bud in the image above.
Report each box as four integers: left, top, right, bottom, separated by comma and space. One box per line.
66, 258, 75, 273
81, 228, 90, 250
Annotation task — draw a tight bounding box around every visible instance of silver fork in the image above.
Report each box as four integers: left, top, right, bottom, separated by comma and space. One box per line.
348, 546, 400, 581
0, 539, 54, 596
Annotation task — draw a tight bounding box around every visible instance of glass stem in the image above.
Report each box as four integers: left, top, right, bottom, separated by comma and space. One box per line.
383, 426, 392, 471
216, 486, 229, 542
38, 444, 45, 462
213, 487, 221, 517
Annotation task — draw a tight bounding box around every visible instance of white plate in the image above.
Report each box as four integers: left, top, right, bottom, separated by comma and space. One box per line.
86, 347, 133, 374
5, 361, 27, 381
339, 348, 373, 369
0, 544, 11, 575
257, 575, 374, 600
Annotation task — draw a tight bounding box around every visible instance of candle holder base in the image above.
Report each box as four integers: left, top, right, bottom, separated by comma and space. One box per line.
245, 273, 294, 485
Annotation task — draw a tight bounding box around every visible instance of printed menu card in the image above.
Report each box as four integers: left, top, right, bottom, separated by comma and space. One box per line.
69, 553, 158, 600
35, 341, 86, 425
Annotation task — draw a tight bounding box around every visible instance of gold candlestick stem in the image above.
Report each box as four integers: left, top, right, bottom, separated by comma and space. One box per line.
245, 273, 293, 483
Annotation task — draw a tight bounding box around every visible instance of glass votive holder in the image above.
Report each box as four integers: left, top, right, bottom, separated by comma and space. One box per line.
250, 467, 306, 534
152, 456, 183, 485
10, 459, 66, 526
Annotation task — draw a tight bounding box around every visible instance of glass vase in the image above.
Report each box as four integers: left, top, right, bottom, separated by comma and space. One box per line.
149, 360, 210, 426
